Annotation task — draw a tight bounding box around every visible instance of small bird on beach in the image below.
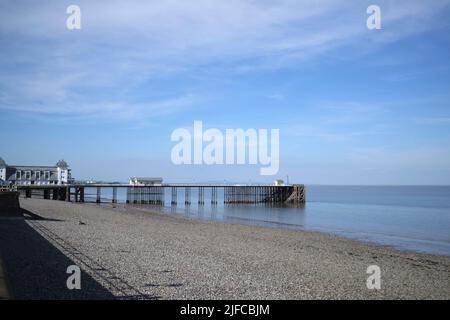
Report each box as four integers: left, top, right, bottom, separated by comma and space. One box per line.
79, 220, 86, 225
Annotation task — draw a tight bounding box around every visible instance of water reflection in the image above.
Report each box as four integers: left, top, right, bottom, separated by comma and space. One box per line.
146, 202, 307, 231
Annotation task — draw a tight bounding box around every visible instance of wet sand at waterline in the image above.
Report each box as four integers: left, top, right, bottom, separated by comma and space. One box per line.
1, 198, 449, 299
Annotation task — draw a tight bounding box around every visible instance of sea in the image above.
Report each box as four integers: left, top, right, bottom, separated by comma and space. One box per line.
83, 185, 450, 256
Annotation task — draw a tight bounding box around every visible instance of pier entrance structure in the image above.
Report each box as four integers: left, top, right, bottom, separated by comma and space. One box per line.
15, 184, 305, 205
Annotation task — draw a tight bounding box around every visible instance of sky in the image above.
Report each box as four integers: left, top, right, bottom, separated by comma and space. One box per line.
1, 0, 450, 184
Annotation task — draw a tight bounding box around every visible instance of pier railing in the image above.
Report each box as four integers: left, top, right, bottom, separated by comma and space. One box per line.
15, 183, 305, 205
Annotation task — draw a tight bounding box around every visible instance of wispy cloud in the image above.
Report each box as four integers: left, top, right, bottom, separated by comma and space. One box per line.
346, 146, 450, 170
415, 117, 450, 125
283, 100, 387, 142
381, 71, 423, 82
285, 124, 383, 142
0, 0, 449, 120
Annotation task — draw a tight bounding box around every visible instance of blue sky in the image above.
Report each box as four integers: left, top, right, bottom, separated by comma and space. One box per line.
1, 0, 450, 184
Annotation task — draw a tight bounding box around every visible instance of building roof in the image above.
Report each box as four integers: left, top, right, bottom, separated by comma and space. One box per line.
56, 160, 69, 168
0, 158, 71, 170
0, 157, 6, 168
7, 165, 57, 170
130, 177, 163, 181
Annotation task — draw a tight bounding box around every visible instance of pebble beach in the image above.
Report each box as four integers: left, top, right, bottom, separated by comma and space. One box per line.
0, 198, 449, 299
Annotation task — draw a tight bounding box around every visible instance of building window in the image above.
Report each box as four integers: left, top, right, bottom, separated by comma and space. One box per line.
44, 171, 50, 180
16, 170, 21, 180
36, 171, 41, 180
26, 171, 31, 180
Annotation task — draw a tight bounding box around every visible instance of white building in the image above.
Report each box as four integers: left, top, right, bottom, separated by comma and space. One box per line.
129, 177, 163, 186
0, 157, 74, 185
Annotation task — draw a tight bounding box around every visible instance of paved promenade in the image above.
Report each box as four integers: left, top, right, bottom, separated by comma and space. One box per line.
0, 255, 10, 299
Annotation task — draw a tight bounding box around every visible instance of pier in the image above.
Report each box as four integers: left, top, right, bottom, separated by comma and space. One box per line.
15, 184, 305, 205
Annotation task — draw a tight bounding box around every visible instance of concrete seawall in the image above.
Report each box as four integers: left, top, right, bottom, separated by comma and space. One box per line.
0, 192, 21, 218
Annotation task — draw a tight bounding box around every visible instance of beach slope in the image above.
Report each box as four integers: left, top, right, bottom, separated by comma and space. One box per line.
1, 198, 449, 299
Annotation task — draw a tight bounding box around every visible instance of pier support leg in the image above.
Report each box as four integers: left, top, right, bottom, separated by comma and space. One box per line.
284, 184, 306, 204
198, 187, 204, 205
211, 187, 217, 205
171, 187, 177, 205
140, 187, 144, 204
160, 187, 165, 206
96, 186, 101, 204
112, 187, 117, 204
185, 187, 191, 205
80, 187, 84, 203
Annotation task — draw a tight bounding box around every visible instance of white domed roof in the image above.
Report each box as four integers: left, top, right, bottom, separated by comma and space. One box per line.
56, 160, 69, 168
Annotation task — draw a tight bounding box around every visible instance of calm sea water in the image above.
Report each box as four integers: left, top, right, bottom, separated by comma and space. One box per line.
84, 185, 450, 256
